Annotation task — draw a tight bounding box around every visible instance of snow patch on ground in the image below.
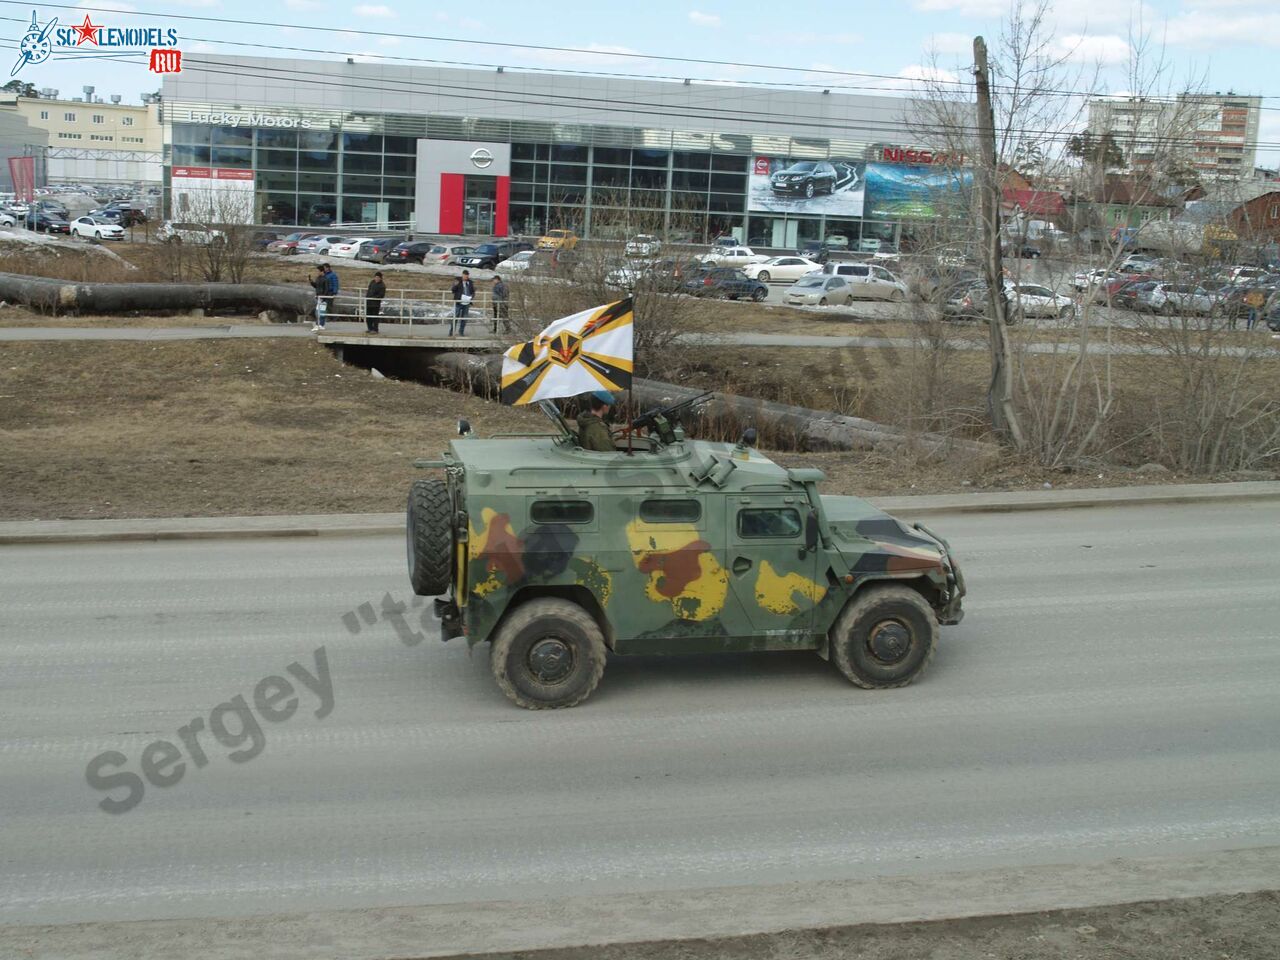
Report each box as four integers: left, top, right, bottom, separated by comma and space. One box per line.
0, 230, 139, 269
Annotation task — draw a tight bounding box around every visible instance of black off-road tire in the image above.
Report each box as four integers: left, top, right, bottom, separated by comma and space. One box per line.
406, 478, 452, 597
751, 286, 767, 302
830, 584, 937, 689
491, 598, 607, 709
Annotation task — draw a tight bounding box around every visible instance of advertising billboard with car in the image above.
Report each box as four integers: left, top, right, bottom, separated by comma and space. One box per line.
863, 163, 974, 220
748, 156, 866, 216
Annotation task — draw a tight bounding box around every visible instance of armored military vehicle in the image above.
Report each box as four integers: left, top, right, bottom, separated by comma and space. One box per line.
407, 398, 964, 709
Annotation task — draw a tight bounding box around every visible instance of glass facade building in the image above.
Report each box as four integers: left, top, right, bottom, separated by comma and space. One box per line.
162, 56, 929, 246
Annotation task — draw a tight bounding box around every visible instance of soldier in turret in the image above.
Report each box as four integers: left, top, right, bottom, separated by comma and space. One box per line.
576, 390, 616, 452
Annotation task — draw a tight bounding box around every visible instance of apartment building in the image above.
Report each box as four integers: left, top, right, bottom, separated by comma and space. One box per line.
1087, 92, 1261, 181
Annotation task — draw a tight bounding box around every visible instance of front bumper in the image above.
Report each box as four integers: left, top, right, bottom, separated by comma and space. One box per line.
771, 180, 809, 194
913, 522, 966, 625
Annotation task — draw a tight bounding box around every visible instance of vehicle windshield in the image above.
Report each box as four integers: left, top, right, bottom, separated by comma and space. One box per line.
784, 162, 816, 172
795, 277, 825, 287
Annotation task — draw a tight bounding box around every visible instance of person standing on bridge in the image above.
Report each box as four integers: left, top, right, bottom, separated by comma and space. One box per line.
312, 263, 339, 332
365, 272, 386, 335
491, 275, 510, 334
450, 270, 475, 337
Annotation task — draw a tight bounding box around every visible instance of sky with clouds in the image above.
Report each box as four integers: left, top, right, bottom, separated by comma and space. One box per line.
8, 0, 1280, 162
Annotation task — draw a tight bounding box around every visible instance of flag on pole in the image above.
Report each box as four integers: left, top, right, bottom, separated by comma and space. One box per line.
500, 298, 634, 405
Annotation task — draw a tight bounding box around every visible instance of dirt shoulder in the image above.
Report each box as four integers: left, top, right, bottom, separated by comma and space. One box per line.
4, 339, 1269, 522
464, 891, 1280, 960
0, 339, 541, 521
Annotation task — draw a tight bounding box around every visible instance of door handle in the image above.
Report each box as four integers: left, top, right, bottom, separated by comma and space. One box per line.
732, 557, 753, 575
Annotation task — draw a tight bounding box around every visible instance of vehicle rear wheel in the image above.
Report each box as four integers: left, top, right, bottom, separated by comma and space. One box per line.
757, 270, 771, 283
804, 181, 815, 199
406, 478, 453, 597
830, 584, 937, 689
1058, 305, 1074, 319
491, 598, 607, 709
818, 297, 828, 306
751, 287, 767, 302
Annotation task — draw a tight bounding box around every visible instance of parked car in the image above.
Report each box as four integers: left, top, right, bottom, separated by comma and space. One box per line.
427, 244, 474, 265
385, 241, 439, 265
858, 238, 885, 254
1111, 280, 1159, 311
456, 241, 517, 269
821, 262, 908, 301
1223, 265, 1268, 285
268, 232, 318, 255
683, 267, 768, 301
495, 249, 537, 273
26, 210, 70, 233
823, 234, 850, 250
1072, 268, 1117, 292
606, 257, 703, 289
796, 241, 833, 264
0, 211, 15, 228
157, 221, 225, 245
356, 237, 398, 263
69, 216, 125, 241
701, 245, 767, 268
1012, 243, 1041, 259
742, 256, 822, 283
96, 203, 146, 227
1096, 273, 1152, 303
624, 234, 662, 257
250, 230, 280, 250
1120, 253, 1159, 273
537, 229, 579, 251
328, 236, 378, 259
785, 275, 855, 306
296, 234, 347, 256
769, 160, 839, 198
1137, 282, 1216, 315
944, 281, 1074, 321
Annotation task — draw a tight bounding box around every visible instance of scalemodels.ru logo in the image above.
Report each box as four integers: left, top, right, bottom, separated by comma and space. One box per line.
11, 8, 184, 76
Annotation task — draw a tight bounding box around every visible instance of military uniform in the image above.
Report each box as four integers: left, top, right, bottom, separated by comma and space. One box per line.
576, 412, 615, 452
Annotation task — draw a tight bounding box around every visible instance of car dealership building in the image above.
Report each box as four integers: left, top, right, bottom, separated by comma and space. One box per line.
161, 55, 961, 248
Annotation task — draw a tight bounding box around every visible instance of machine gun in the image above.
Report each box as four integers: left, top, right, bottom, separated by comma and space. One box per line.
629, 390, 714, 445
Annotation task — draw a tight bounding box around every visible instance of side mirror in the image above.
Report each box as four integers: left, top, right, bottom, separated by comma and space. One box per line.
803, 510, 820, 552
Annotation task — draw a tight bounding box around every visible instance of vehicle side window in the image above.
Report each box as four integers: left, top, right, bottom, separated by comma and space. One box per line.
531, 500, 593, 525
639, 499, 701, 523
738, 507, 802, 539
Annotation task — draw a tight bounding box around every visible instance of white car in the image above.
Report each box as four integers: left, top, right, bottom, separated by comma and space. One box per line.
624, 234, 662, 257
328, 236, 377, 259
701, 245, 767, 268
1008, 282, 1076, 319
823, 262, 908, 301
158, 221, 226, 245
1072, 268, 1116, 292
495, 250, 536, 273
70, 216, 125, 241
0, 212, 15, 228
785, 275, 854, 306
743, 256, 822, 283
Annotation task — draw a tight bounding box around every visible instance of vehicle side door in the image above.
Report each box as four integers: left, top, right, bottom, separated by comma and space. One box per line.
724, 495, 820, 639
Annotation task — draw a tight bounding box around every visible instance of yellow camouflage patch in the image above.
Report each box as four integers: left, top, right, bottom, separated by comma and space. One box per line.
625, 520, 728, 622
755, 561, 826, 616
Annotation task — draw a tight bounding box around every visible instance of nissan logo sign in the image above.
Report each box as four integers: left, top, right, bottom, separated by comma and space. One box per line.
469, 148, 494, 169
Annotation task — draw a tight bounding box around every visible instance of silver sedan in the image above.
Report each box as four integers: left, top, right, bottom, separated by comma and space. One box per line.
784, 275, 855, 306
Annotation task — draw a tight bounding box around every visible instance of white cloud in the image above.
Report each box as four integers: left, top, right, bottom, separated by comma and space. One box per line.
926, 32, 974, 55
1164, 10, 1280, 47
1056, 33, 1132, 64
283, 0, 320, 10
353, 3, 395, 16
688, 10, 721, 27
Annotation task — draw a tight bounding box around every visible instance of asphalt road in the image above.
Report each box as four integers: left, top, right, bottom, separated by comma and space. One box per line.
2, 501, 1279, 927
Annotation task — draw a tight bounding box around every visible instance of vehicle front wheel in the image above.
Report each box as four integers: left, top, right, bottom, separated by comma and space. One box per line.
819, 297, 828, 306
94, 231, 102, 240
491, 598, 607, 709
751, 287, 767, 302
804, 182, 815, 199
406, 478, 453, 597
1058, 304, 1074, 319
830, 584, 937, 689
757, 270, 771, 283
889, 289, 905, 302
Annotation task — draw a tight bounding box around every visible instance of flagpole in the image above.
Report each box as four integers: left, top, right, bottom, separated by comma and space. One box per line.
626, 386, 634, 456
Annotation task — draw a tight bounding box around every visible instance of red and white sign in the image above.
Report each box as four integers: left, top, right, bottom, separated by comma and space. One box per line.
8, 155, 36, 202
879, 146, 966, 165
172, 166, 253, 180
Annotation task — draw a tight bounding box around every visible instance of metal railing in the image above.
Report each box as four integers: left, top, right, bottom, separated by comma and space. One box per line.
316, 287, 507, 326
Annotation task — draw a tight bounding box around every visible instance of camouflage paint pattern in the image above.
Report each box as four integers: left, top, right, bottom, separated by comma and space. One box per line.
434, 436, 962, 653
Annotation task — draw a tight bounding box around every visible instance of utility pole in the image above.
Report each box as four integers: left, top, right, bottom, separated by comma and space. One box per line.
973, 36, 1025, 449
